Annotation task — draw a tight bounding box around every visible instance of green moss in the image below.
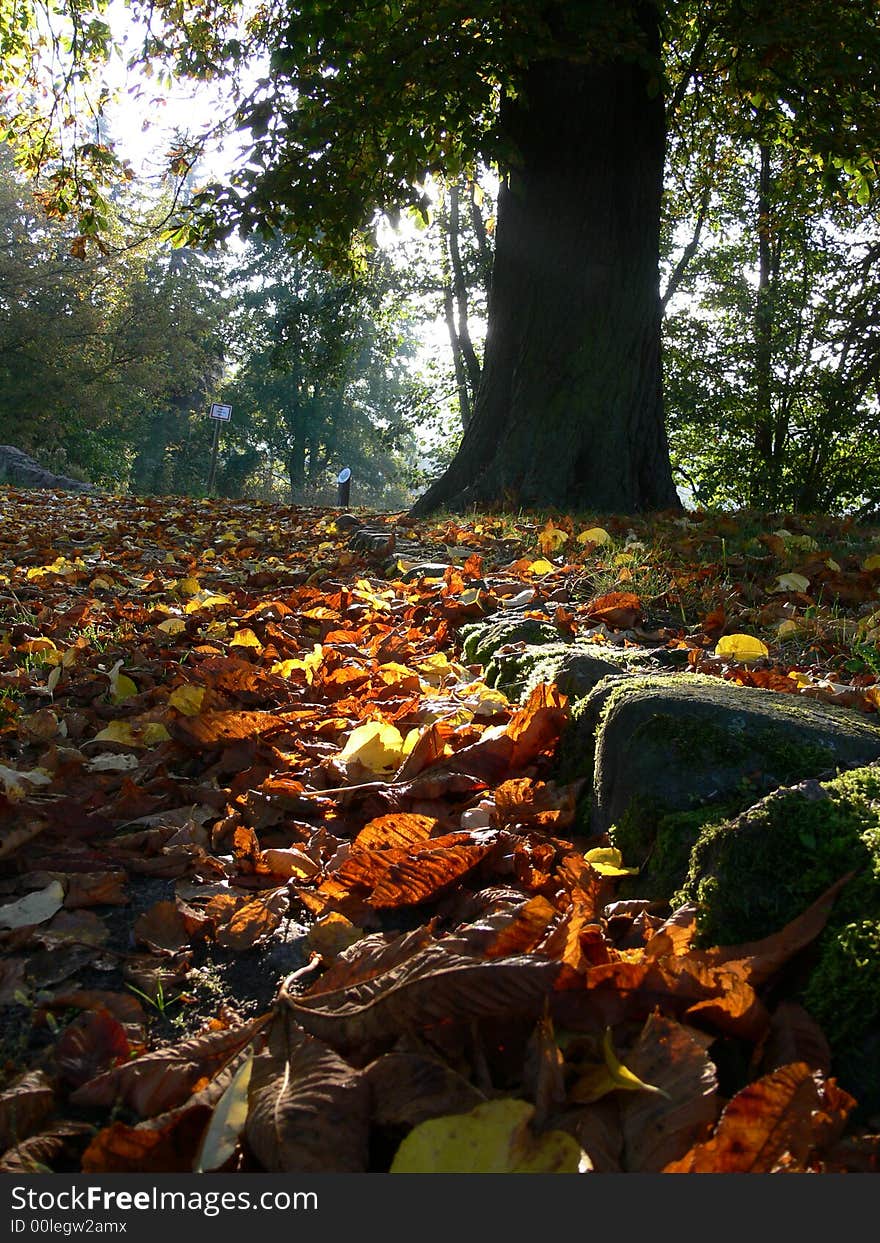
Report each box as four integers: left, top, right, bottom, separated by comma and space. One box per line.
804, 919, 880, 1049
610, 801, 739, 902
679, 764, 880, 1114
461, 617, 561, 667
680, 766, 880, 945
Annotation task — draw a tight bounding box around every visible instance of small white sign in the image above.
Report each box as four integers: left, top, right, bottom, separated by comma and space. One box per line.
209, 402, 232, 422
337, 467, 351, 483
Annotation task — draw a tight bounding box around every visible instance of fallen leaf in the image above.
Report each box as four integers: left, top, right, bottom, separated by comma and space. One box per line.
390, 1098, 590, 1173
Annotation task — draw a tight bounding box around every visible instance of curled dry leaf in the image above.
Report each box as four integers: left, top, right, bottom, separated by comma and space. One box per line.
664, 1062, 855, 1173
618, 1012, 719, 1172
0, 1070, 55, 1153
246, 1011, 369, 1173
286, 934, 561, 1049
70, 1015, 267, 1118
54, 1008, 132, 1088
364, 1048, 486, 1128
0, 1122, 94, 1174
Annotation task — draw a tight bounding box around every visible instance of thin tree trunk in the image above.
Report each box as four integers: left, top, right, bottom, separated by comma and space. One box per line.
751, 144, 775, 507
411, 12, 678, 516
448, 184, 482, 404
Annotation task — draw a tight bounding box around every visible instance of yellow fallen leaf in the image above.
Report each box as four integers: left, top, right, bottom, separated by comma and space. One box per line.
538, 523, 569, 555
230, 628, 263, 652
714, 634, 769, 662
584, 846, 639, 878
577, 527, 612, 546
571, 1029, 670, 1105
108, 660, 137, 704
184, 592, 232, 614
338, 720, 405, 773
525, 558, 556, 576
92, 720, 171, 748
157, 617, 187, 635
390, 1099, 590, 1174
194, 1049, 254, 1174
168, 684, 205, 716
271, 644, 323, 683
826, 558, 841, 572
178, 577, 201, 596
772, 572, 810, 593
863, 554, 880, 572
92, 721, 140, 747
777, 619, 800, 638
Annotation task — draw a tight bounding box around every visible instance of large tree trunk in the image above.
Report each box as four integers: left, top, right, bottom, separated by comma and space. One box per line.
411, 23, 679, 516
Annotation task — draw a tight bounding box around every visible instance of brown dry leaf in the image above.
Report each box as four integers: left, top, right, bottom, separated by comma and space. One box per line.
214, 892, 286, 950
54, 1009, 132, 1088
79, 1061, 243, 1173
286, 934, 560, 1049
69, 1015, 267, 1117
81, 1109, 214, 1174
760, 1003, 832, 1078
664, 1063, 854, 1173
618, 1012, 719, 1171
0, 1070, 55, 1152
565, 956, 768, 1041
479, 895, 558, 959
507, 682, 569, 767
493, 778, 581, 829
548, 1100, 623, 1173
62, 871, 128, 909
352, 812, 439, 851
364, 1047, 485, 1128
326, 836, 498, 910
523, 1011, 566, 1125
584, 591, 643, 629
246, 1010, 369, 1172
41, 989, 146, 1034
0, 1122, 93, 1173
133, 899, 208, 954
171, 710, 287, 747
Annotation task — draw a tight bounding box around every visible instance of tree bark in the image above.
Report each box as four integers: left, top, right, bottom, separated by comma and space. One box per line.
411, 19, 679, 516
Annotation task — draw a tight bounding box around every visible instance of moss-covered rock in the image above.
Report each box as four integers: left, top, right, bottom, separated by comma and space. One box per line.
460, 616, 562, 667
558, 673, 880, 893
485, 641, 677, 702
678, 764, 880, 1115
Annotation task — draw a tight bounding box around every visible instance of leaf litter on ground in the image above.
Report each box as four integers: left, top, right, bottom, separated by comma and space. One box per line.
0, 486, 878, 1173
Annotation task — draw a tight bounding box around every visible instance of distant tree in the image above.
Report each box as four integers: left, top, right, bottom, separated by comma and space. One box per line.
663, 116, 880, 515
222, 235, 425, 506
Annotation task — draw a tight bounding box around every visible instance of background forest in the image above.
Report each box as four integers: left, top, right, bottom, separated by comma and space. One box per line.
2, 126, 878, 515
0, 3, 878, 517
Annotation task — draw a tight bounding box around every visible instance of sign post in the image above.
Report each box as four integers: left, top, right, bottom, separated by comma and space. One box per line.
206, 402, 232, 496
336, 466, 351, 507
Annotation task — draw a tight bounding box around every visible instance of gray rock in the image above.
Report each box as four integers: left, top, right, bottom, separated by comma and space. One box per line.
559, 672, 880, 897
460, 616, 562, 666
485, 640, 684, 701
0, 445, 93, 492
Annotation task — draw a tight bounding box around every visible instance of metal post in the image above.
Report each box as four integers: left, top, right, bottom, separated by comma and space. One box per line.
206, 421, 221, 496
336, 467, 351, 506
